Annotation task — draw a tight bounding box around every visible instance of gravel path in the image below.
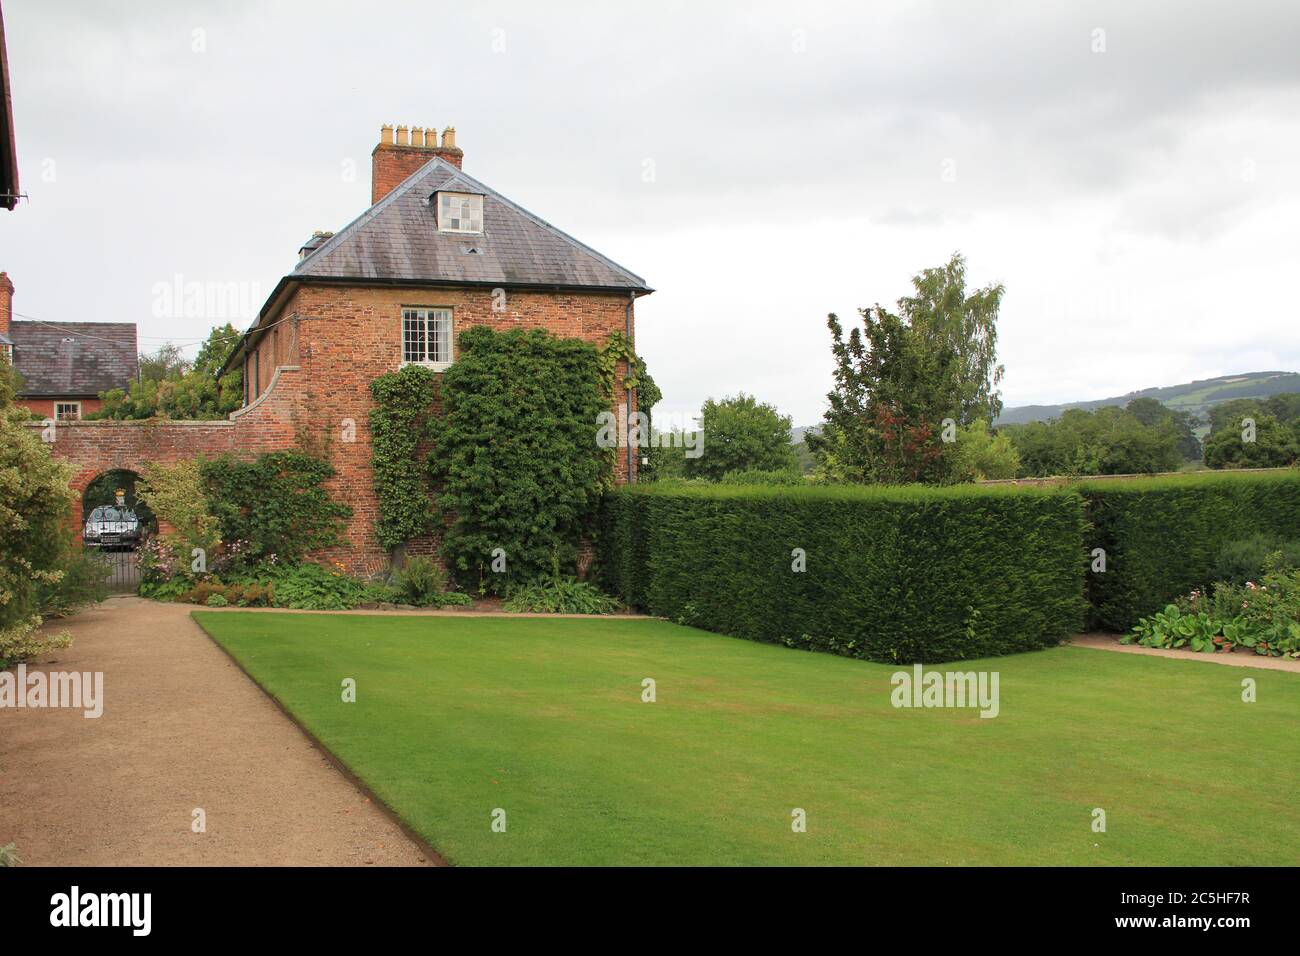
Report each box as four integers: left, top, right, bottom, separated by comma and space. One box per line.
0, 597, 432, 866
1070, 632, 1300, 672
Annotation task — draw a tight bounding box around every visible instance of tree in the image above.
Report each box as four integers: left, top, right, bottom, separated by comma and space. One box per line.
1209, 394, 1300, 436
808, 252, 1005, 484
1203, 414, 1300, 469
950, 420, 1021, 481
93, 324, 243, 420
684, 393, 797, 481
193, 324, 243, 377
1125, 397, 1201, 461
1001, 406, 1182, 477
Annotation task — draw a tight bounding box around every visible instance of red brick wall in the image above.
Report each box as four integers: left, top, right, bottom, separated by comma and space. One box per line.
245, 284, 638, 574
28, 366, 303, 529
372, 143, 464, 204
33, 284, 639, 578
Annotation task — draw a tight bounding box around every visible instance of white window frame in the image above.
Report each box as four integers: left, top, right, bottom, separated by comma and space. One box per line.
401, 307, 454, 370
436, 191, 484, 234
55, 401, 82, 421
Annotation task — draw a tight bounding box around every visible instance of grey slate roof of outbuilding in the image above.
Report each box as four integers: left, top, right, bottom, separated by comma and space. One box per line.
8, 321, 138, 396
292, 159, 651, 292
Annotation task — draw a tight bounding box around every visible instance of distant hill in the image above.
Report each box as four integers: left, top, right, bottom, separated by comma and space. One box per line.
995, 371, 1300, 427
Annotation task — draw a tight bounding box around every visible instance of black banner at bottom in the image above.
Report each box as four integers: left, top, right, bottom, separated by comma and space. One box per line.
2, 866, 1278, 941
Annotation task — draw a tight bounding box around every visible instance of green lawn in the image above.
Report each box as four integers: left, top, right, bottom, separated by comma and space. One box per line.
193, 611, 1300, 866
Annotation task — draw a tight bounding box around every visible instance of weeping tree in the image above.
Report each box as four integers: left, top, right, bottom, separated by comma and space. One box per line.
808, 253, 1005, 484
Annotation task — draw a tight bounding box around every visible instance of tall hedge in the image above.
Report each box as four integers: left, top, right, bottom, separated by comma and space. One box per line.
599, 483, 1087, 663
1081, 470, 1300, 630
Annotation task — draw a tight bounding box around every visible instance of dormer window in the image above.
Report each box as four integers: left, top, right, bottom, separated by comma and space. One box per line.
437, 191, 483, 233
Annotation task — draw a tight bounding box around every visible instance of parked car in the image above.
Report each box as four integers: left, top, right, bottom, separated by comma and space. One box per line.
83, 505, 142, 550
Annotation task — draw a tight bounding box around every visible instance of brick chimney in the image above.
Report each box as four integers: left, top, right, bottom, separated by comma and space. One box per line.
0, 272, 13, 337
371, 124, 463, 205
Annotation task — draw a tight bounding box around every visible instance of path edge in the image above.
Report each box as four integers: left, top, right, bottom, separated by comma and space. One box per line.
189, 612, 453, 868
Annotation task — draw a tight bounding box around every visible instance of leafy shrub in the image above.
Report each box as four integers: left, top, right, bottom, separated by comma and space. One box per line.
0, 843, 19, 867
202, 451, 352, 566
136, 459, 219, 570
0, 616, 72, 669
503, 578, 622, 614
1082, 471, 1300, 630
358, 582, 404, 605
1211, 534, 1300, 586
1, 395, 76, 631
600, 482, 1086, 663
36, 543, 109, 618
206, 593, 229, 607
268, 563, 366, 610
1125, 567, 1300, 659
390, 555, 448, 607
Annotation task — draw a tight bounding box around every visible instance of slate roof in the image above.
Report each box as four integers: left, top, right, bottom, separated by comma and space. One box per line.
293, 159, 650, 292
8, 321, 139, 396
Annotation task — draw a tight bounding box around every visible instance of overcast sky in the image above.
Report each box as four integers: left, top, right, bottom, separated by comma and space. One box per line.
4, 0, 1299, 425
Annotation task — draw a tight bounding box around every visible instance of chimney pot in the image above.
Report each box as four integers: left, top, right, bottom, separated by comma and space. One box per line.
371, 124, 463, 204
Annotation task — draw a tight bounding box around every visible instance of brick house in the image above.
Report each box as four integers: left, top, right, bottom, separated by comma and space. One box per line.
219, 125, 652, 572
0, 271, 140, 420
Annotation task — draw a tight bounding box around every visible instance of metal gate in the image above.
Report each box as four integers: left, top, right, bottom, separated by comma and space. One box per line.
83, 504, 143, 593
89, 548, 141, 593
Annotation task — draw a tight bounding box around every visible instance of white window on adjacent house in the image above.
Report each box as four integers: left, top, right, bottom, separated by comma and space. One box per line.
402, 307, 453, 369
55, 401, 82, 421
437, 191, 484, 233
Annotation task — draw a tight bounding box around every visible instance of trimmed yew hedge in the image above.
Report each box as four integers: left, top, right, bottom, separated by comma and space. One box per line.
599, 483, 1088, 663
1080, 470, 1300, 631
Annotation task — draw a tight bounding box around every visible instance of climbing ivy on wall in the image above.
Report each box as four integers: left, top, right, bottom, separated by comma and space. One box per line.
201, 451, 352, 564
597, 330, 640, 397
429, 326, 610, 592
369, 364, 440, 551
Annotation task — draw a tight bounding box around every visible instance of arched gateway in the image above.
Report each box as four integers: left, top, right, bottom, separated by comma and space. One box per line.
27, 365, 308, 554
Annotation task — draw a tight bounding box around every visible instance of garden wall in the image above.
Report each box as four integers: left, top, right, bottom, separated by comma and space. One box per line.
599, 483, 1088, 663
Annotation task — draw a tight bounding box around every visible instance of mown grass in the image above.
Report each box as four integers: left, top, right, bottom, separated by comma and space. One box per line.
193, 612, 1300, 866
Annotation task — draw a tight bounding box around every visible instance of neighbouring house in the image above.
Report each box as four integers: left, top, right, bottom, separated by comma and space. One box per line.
213, 124, 653, 570
0, 271, 140, 420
